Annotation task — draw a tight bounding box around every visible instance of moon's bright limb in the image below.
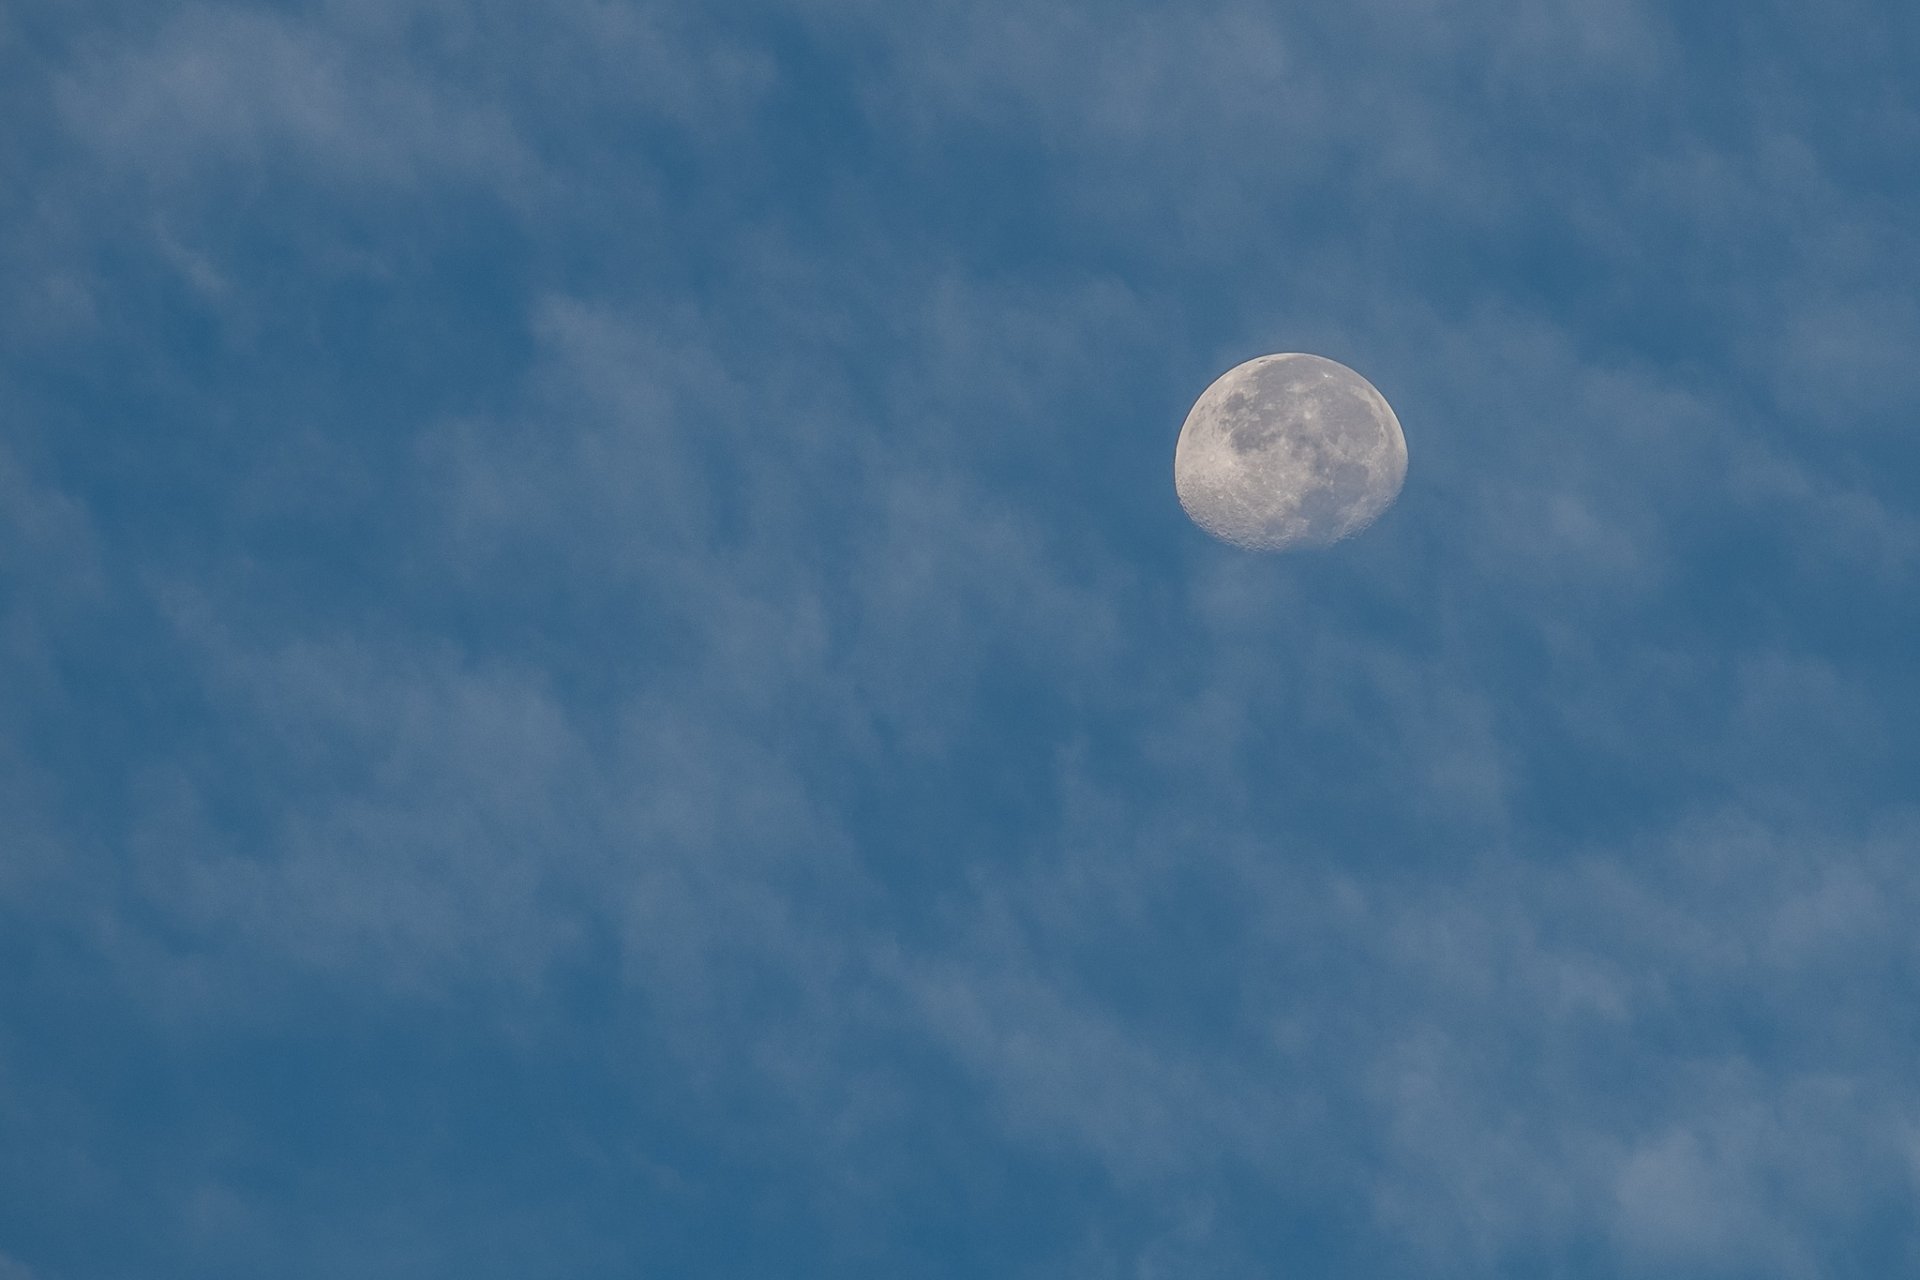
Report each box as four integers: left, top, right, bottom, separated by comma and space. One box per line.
1174, 353, 1407, 551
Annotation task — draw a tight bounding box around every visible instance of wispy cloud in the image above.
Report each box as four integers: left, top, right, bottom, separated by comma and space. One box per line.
4, 0, 1918, 1275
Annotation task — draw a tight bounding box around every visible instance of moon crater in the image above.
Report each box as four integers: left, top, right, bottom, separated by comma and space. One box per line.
1174, 353, 1407, 551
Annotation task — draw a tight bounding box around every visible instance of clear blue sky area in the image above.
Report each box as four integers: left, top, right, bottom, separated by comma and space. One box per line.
4, 2, 1919, 1276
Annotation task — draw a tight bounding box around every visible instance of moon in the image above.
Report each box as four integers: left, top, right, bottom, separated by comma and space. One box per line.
1174, 353, 1407, 551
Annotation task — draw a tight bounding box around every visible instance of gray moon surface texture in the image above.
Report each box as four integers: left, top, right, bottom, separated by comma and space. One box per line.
1174, 353, 1408, 551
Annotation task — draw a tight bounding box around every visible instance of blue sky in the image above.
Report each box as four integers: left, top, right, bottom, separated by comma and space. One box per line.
3, 1, 1919, 1276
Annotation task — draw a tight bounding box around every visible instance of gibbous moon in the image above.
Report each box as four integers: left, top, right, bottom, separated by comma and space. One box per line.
1174, 353, 1407, 551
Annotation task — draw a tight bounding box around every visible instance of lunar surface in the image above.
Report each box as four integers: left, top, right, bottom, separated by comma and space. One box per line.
1174, 353, 1407, 551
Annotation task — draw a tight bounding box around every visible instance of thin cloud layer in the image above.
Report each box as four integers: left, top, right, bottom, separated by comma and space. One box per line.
3, 1, 1919, 1276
